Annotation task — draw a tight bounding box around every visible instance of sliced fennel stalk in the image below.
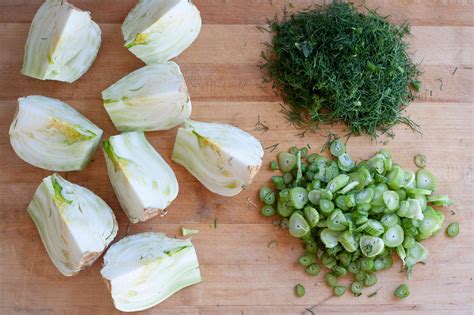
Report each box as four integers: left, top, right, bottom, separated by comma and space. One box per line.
101, 232, 202, 312
103, 132, 179, 223
9, 95, 103, 171
102, 62, 191, 132
22, 0, 101, 83
122, 0, 201, 64
172, 120, 264, 196
27, 173, 118, 276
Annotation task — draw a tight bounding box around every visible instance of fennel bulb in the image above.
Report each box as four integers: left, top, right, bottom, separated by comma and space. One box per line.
21, 0, 101, 83
122, 0, 201, 64
102, 62, 191, 132
172, 120, 264, 196
103, 132, 179, 223
9, 95, 103, 171
27, 173, 118, 276
101, 232, 201, 312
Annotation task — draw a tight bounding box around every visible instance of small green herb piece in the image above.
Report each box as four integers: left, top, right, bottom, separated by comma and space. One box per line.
181, 227, 199, 236
270, 160, 279, 170
355, 270, 367, 282
280, 217, 289, 230
278, 152, 297, 172
295, 284, 305, 297
272, 176, 285, 190
267, 240, 277, 248
306, 264, 321, 276
364, 273, 377, 287
334, 285, 347, 296
298, 254, 314, 267
261, 205, 275, 217
416, 169, 436, 191
289, 212, 310, 237
368, 288, 381, 298
265, 143, 279, 152
395, 284, 410, 298
411, 80, 421, 92
351, 281, 363, 296
324, 273, 338, 287
414, 154, 427, 168
330, 139, 346, 157
446, 222, 460, 237
254, 115, 269, 132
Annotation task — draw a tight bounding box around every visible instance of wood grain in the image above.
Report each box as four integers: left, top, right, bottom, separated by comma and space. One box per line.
0, 0, 473, 26
0, 1, 473, 314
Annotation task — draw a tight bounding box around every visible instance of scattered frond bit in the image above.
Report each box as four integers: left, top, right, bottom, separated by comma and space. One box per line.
254, 115, 270, 132
247, 197, 258, 209
368, 287, 381, 298
265, 143, 279, 152
320, 131, 339, 153
267, 240, 277, 248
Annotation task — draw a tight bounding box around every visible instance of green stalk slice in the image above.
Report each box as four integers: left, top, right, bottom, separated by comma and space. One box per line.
319, 199, 335, 216
303, 207, 320, 227
327, 210, 348, 231
383, 191, 400, 211
416, 169, 436, 191
289, 187, 308, 209
320, 228, 340, 248
327, 174, 350, 193
289, 212, 310, 238
338, 153, 356, 171
278, 152, 297, 172
395, 284, 409, 298
383, 224, 404, 247
360, 236, 384, 257
330, 140, 346, 157
446, 222, 460, 237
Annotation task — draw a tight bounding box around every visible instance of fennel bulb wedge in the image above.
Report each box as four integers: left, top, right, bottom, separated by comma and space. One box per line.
172, 120, 264, 196
101, 232, 201, 312
27, 173, 118, 276
122, 0, 201, 64
21, 0, 101, 83
102, 62, 191, 132
103, 132, 179, 223
9, 95, 103, 171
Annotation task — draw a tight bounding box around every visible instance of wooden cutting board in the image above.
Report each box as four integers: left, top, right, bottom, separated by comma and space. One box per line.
0, 1, 472, 314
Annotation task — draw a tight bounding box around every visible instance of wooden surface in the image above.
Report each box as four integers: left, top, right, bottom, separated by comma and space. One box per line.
0, 1, 473, 314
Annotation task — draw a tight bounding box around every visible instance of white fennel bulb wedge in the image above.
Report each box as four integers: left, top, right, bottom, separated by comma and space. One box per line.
9, 95, 103, 171
101, 232, 201, 312
172, 120, 264, 196
122, 0, 201, 64
21, 0, 101, 83
103, 132, 178, 223
101, 62, 191, 132
27, 173, 118, 276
